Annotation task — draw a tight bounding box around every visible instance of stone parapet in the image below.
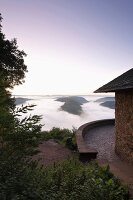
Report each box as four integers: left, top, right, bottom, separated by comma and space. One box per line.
76, 119, 115, 162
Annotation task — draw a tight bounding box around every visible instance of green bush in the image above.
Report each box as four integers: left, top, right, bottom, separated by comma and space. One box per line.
42, 127, 77, 150
0, 158, 129, 200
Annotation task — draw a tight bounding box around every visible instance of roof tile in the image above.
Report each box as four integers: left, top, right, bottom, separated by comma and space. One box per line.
94, 68, 133, 93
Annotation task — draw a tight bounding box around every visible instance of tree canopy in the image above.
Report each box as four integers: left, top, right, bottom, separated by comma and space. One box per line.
0, 13, 28, 135
0, 13, 27, 89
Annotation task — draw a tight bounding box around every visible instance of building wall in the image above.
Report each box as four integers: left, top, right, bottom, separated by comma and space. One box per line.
115, 91, 133, 163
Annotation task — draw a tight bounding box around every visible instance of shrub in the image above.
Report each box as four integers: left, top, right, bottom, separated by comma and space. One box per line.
0, 158, 129, 200
42, 127, 77, 150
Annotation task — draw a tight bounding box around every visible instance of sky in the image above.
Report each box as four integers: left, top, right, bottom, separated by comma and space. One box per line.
1, 0, 133, 95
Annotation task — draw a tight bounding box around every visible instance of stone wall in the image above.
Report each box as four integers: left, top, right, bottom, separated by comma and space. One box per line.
76, 119, 115, 162
115, 91, 133, 163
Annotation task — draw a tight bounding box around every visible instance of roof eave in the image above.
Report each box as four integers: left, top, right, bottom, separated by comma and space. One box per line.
94, 89, 115, 93
94, 87, 133, 93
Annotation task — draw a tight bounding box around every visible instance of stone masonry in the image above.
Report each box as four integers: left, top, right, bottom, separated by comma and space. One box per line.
115, 91, 133, 163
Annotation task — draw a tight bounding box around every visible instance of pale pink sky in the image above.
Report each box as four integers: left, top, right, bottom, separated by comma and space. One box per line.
1, 0, 133, 95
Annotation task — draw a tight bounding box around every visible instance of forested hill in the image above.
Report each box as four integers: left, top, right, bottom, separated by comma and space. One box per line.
56, 96, 88, 115
95, 97, 115, 109
15, 97, 31, 105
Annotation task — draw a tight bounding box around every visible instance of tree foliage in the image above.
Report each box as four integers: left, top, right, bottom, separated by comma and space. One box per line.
42, 127, 77, 150
0, 13, 42, 162
0, 13, 27, 89
0, 13, 28, 138
0, 158, 129, 200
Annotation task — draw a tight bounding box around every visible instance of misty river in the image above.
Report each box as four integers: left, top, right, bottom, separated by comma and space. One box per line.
15, 95, 115, 131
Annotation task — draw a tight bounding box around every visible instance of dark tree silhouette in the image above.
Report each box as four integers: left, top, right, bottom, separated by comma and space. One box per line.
0, 13, 28, 133
0, 13, 27, 89
0, 14, 42, 152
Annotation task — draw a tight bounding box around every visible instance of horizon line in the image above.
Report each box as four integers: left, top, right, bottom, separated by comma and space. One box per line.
13, 93, 115, 96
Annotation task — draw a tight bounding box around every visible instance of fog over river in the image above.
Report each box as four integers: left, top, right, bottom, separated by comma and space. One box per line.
15, 95, 115, 131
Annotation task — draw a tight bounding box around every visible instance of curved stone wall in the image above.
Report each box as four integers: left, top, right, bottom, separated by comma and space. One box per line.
76, 119, 115, 162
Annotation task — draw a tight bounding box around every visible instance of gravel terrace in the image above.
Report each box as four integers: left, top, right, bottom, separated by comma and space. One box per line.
84, 125, 120, 162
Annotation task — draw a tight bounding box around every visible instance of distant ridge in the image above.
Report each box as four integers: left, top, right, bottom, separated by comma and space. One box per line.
100, 101, 115, 109
95, 97, 115, 102
15, 97, 32, 105
56, 96, 88, 115
95, 97, 115, 109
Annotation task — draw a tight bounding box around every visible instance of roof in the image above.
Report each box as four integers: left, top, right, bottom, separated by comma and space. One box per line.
94, 68, 133, 93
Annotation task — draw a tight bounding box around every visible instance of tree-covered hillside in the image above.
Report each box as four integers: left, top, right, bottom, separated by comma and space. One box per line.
56, 96, 88, 115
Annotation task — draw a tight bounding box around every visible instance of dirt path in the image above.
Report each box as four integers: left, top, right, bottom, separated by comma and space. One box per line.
33, 139, 73, 166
